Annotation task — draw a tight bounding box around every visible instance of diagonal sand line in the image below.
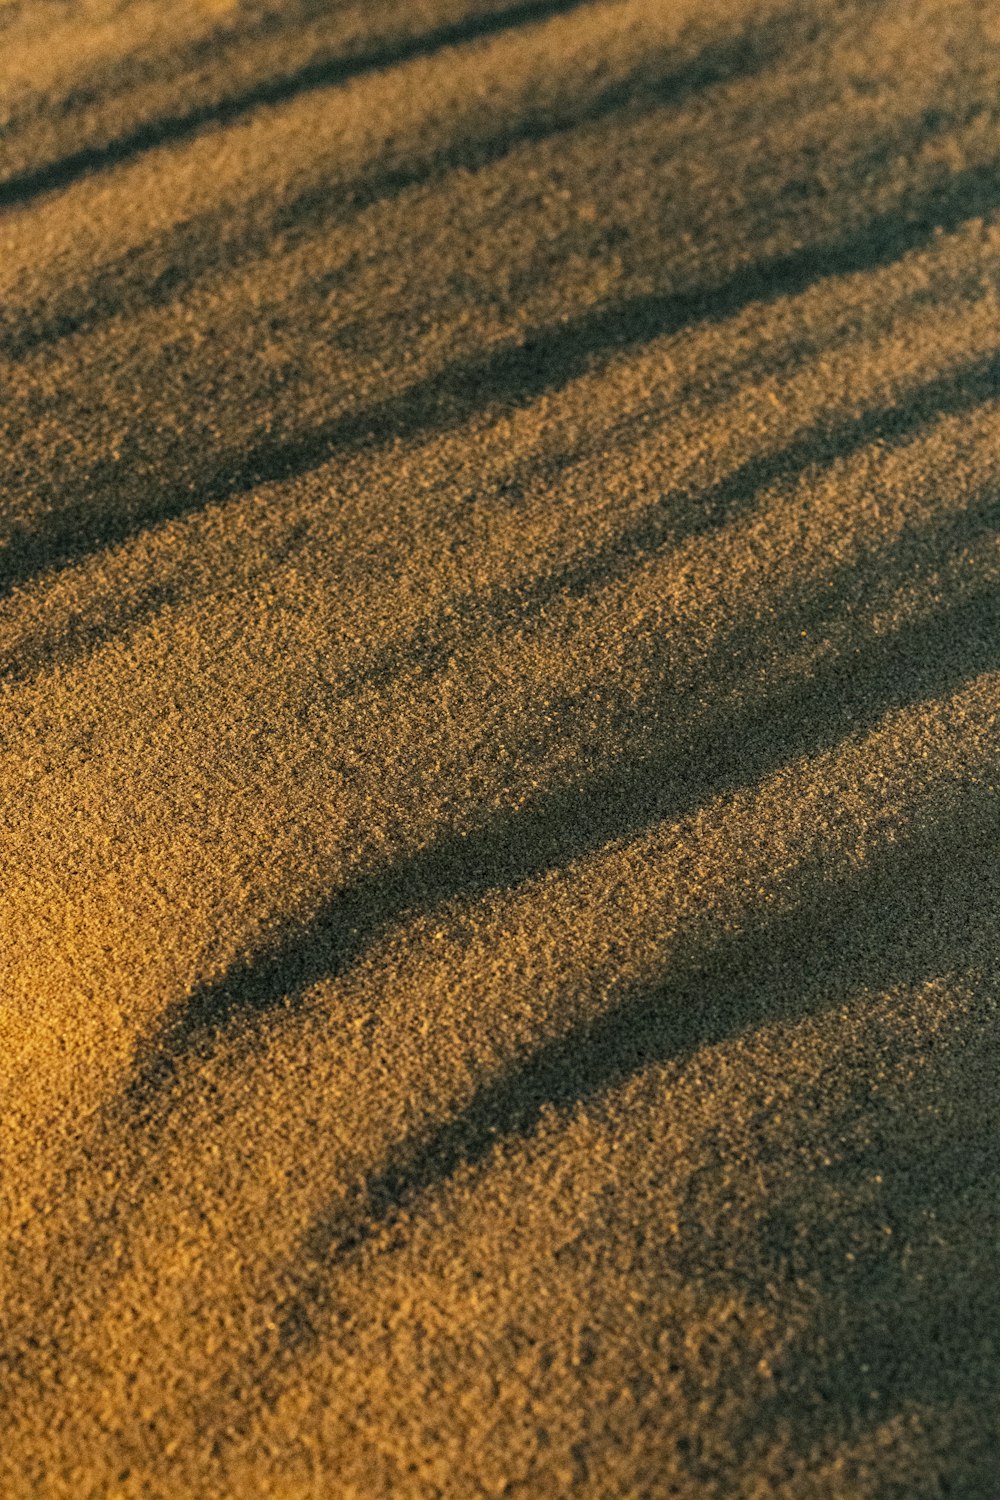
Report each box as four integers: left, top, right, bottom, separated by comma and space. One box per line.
1, 11, 795, 360
7, 175, 1000, 602
272, 776, 1000, 1367
0, 0, 597, 210
124, 573, 1000, 1127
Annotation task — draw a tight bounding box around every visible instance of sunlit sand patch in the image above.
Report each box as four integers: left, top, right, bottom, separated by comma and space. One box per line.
5, 669, 996, 1492
3, 204, 998, 700
9, 687, 1000, 1494
3, 270, 998, 1218
4, 0, 1000, 1490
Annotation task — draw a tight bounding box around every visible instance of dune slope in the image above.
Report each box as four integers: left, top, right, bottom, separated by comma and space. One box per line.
2, 0, 1000, 1494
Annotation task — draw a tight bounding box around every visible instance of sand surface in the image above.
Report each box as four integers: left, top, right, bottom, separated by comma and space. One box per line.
2, 0, 1000, 1494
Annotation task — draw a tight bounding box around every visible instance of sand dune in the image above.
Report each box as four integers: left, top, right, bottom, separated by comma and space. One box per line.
2, 0, 999, 1494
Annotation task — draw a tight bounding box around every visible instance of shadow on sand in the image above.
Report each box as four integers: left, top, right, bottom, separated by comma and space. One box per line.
125, 533, 999, 1123
321, 350, 1000, 704
720, 957, 1000, 1474
6, 153, 1000, 609
0, 0, 594, 210
4, 339, 997, 690
270, 777, 999, 1360
1, 5, 801, 360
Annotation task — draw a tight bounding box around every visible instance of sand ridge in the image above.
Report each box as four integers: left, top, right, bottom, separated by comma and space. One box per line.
2, 0, 1000, 1494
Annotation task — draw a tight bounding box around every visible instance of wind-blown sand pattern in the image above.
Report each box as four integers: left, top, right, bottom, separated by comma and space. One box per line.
2, 0, 1000, 1494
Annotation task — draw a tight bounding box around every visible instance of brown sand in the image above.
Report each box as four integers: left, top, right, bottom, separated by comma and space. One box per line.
2, 0, 1000, 1493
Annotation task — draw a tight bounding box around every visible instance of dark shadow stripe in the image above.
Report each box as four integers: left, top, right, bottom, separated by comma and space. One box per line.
4, 318, 994, 691
321, 349, 1000, 703
0, 576, 186, 688
0, 0, 595, 210
276, 774, 1000, 1352
735, 1007, 1000, 1453
125, 569, 999, 1121
6, 170, 1000, 607
3, 302, 997, 692
1, 8, 799, 358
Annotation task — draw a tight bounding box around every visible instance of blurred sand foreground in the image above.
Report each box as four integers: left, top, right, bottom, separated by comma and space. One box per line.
2, 0, 999, 1494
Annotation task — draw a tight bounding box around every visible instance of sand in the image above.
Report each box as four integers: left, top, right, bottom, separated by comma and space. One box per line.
1, 0, 999, 1493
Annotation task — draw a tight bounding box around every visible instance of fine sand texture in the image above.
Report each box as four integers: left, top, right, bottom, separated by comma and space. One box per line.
2, 0, 1000, 1494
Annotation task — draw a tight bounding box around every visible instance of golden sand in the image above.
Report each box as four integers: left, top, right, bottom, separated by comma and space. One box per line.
2, 0, 999, 1493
